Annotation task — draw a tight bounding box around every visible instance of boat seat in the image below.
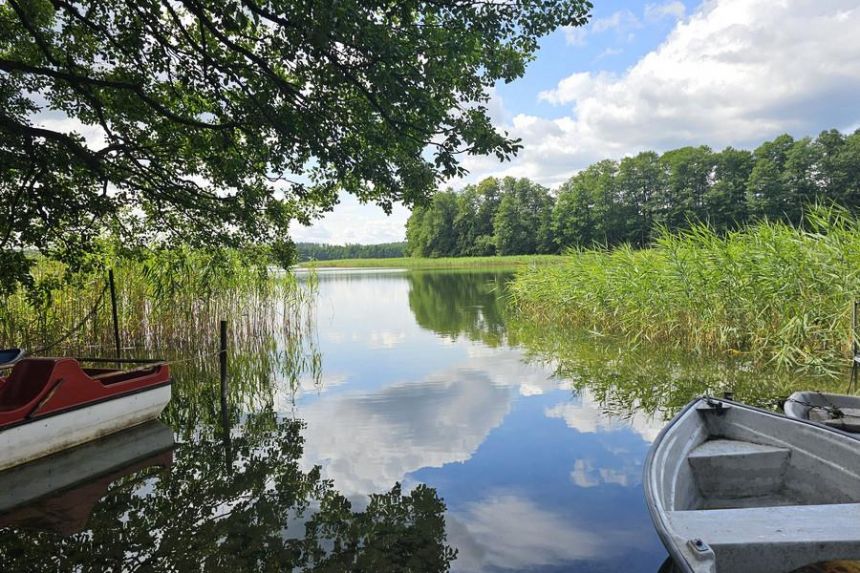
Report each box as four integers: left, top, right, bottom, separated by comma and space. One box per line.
0, 359, 57, 411
688, 439, 790, 499
667, 504, 860, 572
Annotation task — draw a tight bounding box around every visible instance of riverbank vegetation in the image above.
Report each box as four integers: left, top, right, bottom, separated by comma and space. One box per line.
406, 129, 860, 257
296, 242, 407, 262
0, 244, 307, 357
299, 254, 565, 269
509, 207, 860, 374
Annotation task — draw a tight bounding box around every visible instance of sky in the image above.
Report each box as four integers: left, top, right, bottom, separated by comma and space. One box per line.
291, 0, 860, 245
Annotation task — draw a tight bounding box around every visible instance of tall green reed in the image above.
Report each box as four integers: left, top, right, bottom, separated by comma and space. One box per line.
0, 245, 323, 428
509, 205, 860, 374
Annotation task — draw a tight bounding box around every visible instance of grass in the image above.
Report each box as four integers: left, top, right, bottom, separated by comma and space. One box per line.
509, 206, 860, 374
298, 254, 568, 269
0, 246, 311, 359
0, 245, 322, 432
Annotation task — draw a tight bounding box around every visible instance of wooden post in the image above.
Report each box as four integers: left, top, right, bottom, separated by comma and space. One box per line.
219, 319, 232, 469
219, 320, 228, 408
108, 270, 121, 365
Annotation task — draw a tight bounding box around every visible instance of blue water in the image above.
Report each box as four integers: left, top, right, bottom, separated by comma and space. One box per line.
0, 268, 670, 571
287, 269, 667, 572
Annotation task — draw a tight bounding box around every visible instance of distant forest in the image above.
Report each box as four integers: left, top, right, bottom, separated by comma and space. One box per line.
296, 242, 406, 261
406, 129, 860, 256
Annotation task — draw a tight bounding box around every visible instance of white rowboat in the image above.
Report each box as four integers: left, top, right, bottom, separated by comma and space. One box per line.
645, 397, 860, 573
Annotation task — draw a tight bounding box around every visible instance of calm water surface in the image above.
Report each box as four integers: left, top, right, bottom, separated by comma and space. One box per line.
296, 269, 666, 572
0, 269, 688, 571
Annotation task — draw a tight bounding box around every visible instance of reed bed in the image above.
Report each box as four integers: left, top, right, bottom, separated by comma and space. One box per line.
509, 206, 860, 374
0, 247, 304, 354
0, 247, 323, 427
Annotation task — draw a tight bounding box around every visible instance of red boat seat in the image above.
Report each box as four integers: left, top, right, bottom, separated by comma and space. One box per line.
0, 359, 57, 411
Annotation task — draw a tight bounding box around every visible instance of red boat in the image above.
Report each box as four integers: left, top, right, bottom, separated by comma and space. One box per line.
0, 356, 171, 471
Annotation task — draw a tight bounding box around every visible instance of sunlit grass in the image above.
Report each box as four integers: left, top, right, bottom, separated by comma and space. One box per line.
0, 246, 323, 432
509, 206, 860, 374
299, 254, 568, 269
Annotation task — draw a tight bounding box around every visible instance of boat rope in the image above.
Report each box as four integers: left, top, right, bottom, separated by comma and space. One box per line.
31, 283, 110, 355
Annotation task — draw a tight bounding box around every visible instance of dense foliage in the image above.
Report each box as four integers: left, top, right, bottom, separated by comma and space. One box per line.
0, 0, 591, 285
406, 129, 860, 256
510, 206, 860, 373
296, 241, 406, 261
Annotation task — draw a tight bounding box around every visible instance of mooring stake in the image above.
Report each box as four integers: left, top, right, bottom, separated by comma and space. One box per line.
219, 319, 228, 409
108, 269, 121, 367
219, 319, 232, 469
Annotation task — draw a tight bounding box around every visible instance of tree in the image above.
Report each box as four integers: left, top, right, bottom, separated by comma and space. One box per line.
836, 130, 860, 209
783, 137, 822, 223
453, 184, 480, 256
746, 134, 795, 221
471, 177, 503, 255
658, 146, 714, 231
405, 191, 458, 257
493, 177, 554, 255
0, 0, 592, 284
704, 147, 754, 232
617, 151, 662, 247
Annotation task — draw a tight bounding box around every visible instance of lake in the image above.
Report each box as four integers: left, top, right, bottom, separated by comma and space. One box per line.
0, 268, 839, 571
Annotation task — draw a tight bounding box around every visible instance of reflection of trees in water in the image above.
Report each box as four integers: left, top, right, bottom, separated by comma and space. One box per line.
0, 413, 456, 572
402, 269, 844, 418
407, 271, 511, 347
508, 320, 847, 419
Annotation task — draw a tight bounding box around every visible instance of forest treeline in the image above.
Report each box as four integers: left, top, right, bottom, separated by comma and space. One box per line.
296, 242, 406, 261
406, 129, 860, 256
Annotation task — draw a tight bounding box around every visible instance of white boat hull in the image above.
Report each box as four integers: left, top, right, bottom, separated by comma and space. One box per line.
0, 420, 174, 514
0, 384, 171, 472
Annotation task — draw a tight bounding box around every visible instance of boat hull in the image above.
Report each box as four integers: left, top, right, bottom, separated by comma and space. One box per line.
0, 384, 171, 472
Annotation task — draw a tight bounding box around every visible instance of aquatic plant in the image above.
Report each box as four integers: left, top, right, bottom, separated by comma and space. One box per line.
509, 206, 860, 374
0, 245, 323, 429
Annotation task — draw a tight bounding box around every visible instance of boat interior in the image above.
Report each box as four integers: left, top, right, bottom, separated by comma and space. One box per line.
652, 399, 860, 572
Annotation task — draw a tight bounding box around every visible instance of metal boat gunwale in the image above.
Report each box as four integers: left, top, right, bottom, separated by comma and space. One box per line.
644, 398, 700, 573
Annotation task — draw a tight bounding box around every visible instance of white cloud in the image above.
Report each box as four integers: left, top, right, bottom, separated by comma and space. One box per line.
463, 0, 860, 188
592, 9, 641, 34
545, 389, 664, 443
645, 1, 687, 21
289, 192, 410, 244
570, 458, 642, 489
563, 9, 642, 46
294, 345, 561, 496
297, 368, 513, 496
447, 494, 605, 571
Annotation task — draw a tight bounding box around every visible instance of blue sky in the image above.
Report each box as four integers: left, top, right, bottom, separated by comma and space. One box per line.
292, 0, 860, 245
